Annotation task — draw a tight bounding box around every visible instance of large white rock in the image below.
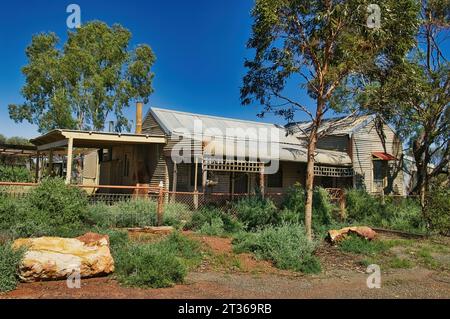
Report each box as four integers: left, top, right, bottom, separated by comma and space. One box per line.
13, 233, 115, 282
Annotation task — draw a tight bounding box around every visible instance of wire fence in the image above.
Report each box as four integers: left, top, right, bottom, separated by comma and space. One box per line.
0, 182, 420, 227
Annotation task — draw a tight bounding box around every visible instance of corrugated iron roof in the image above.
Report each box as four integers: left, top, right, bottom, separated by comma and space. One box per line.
150, 107, 352, 166
286, 114, 376, 137
372, 152, 397, 161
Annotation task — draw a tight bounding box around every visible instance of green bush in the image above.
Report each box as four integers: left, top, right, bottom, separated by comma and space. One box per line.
282, 184, 336, 227
383, 197, 425, 233
312, 187, 334, 227
338, 234, 391, 255
233, 224, 321, 273
345, 188, 425, 233
0, 242, 24, 292
345, 189, 382, 221
188, 206, 243, 234
199, 217, 225, 236
163, 202, 193, 228
87, 199, 192, 229
26, 178, 89, 229
114, 232, 201, 288
0, 165, 32, 182
111, 199, 157, 228
232, 196, 278, 230
426, 182, 450, 235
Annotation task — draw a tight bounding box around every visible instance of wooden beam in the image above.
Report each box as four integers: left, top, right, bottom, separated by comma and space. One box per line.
48, 150, 54, 176
193, 157, 199, 209
37, 139, 69, 151
171, 162, 177, 203
260, 164, 265, 198
35, 152, 40, 182
202, 161, 207, 194
61, 131, 166, 144
65, 137, 73, 184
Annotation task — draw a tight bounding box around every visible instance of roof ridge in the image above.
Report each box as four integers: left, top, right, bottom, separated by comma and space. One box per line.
151, 107, 285, 128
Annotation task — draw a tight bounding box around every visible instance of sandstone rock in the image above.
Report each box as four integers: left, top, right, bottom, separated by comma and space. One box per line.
12, 233, 114, 282
327, 226, 377, 244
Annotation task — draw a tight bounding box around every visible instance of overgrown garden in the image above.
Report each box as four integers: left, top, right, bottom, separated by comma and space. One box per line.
1, 177, 448, 293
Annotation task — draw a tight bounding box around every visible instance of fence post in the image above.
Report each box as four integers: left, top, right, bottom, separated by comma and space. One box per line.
157, 181, 164, 226
339, 190, 346, 220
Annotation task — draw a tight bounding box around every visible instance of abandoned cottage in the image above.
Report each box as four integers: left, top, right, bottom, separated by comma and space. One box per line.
29, 104, 405, 197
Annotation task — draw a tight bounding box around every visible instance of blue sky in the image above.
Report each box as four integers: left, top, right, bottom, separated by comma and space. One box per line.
0, 1, 447, 139
0, 0, 291, 139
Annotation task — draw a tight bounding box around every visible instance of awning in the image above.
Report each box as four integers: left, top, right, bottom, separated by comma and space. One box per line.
372, 152, 397, 161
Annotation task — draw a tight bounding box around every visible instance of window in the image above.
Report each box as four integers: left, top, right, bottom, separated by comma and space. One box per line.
372, 160, 387, 190
190, 162, 202, 188
268, 168, 283, 188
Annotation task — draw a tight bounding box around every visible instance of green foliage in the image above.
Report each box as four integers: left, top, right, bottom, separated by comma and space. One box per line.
199, 217, 225, 236
345, 189, 425, 233
232, 196, 278, 230
312, 187, 334, 227
0, 178, 90, 238
0, 242, 24, 292
346, 189, 382, 221
338, 235, 392, 256
233, 224, 321, 274
0, 166, 32, 182
188, 206, 243, 234
9, 21, 156, 132
163, 202, 194, 229
26, 178, 88, 230
388, 257, 413, 269
114, 232, 201, 288
426, 181, 450, 235
87, 199, 192, 229
282, 184, 335, 227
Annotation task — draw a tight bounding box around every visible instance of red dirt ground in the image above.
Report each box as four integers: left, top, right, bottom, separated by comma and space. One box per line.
1, 232, 449, 299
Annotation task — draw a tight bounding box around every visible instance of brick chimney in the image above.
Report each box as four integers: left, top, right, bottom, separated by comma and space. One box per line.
136, 102, 143, 134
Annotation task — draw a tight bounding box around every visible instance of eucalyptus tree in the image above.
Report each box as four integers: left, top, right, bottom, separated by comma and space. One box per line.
9, 21, 156, 133
361, 0, 449, 217
241, 0, 420, 240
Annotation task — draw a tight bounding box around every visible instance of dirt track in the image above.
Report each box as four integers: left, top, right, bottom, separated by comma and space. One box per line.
1, 233, 449, 299
2, 266, 449, 299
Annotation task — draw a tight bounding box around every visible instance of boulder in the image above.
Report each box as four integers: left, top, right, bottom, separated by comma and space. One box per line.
12, 232, 114, 282
327, 226, 377, 244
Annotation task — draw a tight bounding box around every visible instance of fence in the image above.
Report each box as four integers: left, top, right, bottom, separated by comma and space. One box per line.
1, 181, 417, 227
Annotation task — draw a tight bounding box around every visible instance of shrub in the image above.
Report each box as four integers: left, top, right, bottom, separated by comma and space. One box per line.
384, 197, 425, 233
338, 234, 391, 255
111, 199, 157, 228
233, 224, 321, 273
426, 181, 450, 235
114, 232, 201, 288
282, 184, 336, 227
114, 242, 187, 288
199, 217, 225, 236
345, 188, 425, 233
0, 242, 24, 292
282, 183, 305, 215
345, 189, 382, 221
188, 206, 243, 234
233, 196, 278, 230
0, 165, 32, 182
312, 187, 334, 227
163, 202, 193, 228
26, 178, 89, 229
87, 199, 191, 229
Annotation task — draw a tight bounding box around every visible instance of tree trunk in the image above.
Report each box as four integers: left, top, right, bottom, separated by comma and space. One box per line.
304, 139, 317, 241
